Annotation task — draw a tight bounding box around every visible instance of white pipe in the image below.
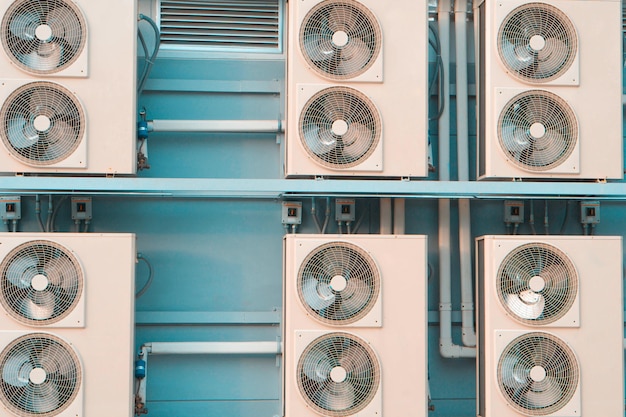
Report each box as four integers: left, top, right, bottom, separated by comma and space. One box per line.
380, 198, 392, 234
455, 0, 476, 348
393, 198, 405, 234
438, 0, 475, 359
148, 119, 284, 133
146, 341, 282, 355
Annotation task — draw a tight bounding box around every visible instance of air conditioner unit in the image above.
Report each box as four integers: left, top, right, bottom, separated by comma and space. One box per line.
0, 0, 137, 174
0, 233, 136, 417
284, 234, 428, 417
476, 235, 624, 416
476, 0, 622, 180
285, 0, 428, 178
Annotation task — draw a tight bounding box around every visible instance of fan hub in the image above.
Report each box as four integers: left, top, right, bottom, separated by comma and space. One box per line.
330, 366, 347, 383
33, 115, 51, 133
331, 120, 349, 136
529, 34, 546, 51
529, 275, 546, 292
332, 31, 349, 48
529, 365, 547, 382
29, 367, 46, 385
35, 24, 53, 42
330, 275, 347, 292
31, 273, 49, 291
529, 123, 546, 139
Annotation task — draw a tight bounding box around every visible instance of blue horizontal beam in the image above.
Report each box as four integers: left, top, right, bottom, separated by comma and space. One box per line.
0, 178, 624, 199
135, 310, 281, 325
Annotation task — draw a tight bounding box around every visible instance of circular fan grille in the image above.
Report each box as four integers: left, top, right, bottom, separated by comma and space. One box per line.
297, 332, 380, 417
498, 90, 577, 171
0, 240, 83, 326
497, 332, 579, 416
497, 243, 577, 326
299, 86, 381, 169
297, 241, 380, 325
299, 0, 382, 80
0, 81, 85, 166
1, 0, 86, 75
498, 3, 577, 83
0, 333, 81, 417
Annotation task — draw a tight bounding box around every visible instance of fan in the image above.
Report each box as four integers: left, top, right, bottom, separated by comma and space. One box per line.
497, 90, 577, 171
0, 81, 85, 167
497, 3, 577, 83
299, 0, 382, 80
0, 240, 83, 326
1, 0, 86, 75
299, 86, 381, 169
496, 242, 578, 325
498, 332, 579, 416
0, 333, 81, 416
297, 241, 380, 325
297, 332, 380, 416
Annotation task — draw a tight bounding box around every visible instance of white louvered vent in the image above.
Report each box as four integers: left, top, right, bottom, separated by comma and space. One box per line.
159, 0, 281, 51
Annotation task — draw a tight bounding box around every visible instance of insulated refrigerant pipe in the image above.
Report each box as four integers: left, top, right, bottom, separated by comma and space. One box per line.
147, 119, 284, 133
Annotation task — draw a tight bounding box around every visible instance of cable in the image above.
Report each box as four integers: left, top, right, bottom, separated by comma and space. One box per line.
135, 254, 154, 299
49, 196, 68, 233
137, 14, 161, 95
558, 200, 569, 235
428, 22, 445, 121
35, 195, 45, 232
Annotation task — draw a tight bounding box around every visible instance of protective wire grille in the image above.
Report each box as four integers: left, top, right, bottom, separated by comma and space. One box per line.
497, 3, 577, 83
0, 333, 81, 417
0, 240, 83, 326
297, 332, 380, 417
497, 90, 577, 171
496, 242, 577, 326
299, 86, 381, 169
299, 0, 382, 80
497, 332, 579, 416
297, 241, 380, 325
1, 0, 86, 75
0, 82, 85, 166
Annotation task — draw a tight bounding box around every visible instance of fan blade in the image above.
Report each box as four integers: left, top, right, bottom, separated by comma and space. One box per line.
302, 275, 335, 311
302, 345, 333, 382
319, 381, 356, 412
338, 345, 373, 378
46, 5, 82, 49
525, 376, 563, 408
337, 38, 371, 75
339, 277, 370, 317
43, 256, 78, 292
500, 40, 534, 71
327, 5, 356, 33
342, 122, 372, 160
536, 38, 568, 76
30, 381, 60, 413
2, 350, 32, 387
5, 254, 39, 289
39, 344, 75, 377
506, 292, 545, 320
7, 116, 40, 150
303, 123, 336, 156
303, 34, 335, 63
530, 131, 567, 166
18, 41, 62, 72
500, 125, 530, 161
46, 120, 76, 145
9, 11, 40, 41
500, 352, 529, 389
21, 291, 55, 320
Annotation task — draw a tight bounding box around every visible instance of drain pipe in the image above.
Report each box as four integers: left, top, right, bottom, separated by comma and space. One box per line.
438, 0, 475, 359
393, 198, 405, 234
148, 119, 284, 133
380, 198, 392, 234
455, 0, 476, 348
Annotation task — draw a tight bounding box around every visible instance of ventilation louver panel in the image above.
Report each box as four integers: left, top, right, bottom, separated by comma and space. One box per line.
0, 332, 82, 417
159, 0, 280, 50
497, 90, 577, 172
497, 332, 579, 416
0, 0, 86, 75
497, 242, 578, 326
299, 86, 382, 170
497, 3, 577, 84
0, 81, 85, 167
0, 240, 83, 327
297, 241, 380, 326
297, 332, 380, 417
299, 0, 382, 81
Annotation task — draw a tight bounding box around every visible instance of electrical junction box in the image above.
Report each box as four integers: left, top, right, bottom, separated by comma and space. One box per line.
335, 199, 356, 222
503, 200, 524, 224
580, 201, 600, 224
0, 196, 20, 220
282, 201, 302, 225
71, 197, 93, 220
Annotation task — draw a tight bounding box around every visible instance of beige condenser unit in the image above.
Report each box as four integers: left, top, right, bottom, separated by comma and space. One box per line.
0, 233, 136, 417
285, 0, 428, 178
476, 235, 624, 416
0, 0, 137, 174
283, 234, 428, 417
476, 0, 622, 180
